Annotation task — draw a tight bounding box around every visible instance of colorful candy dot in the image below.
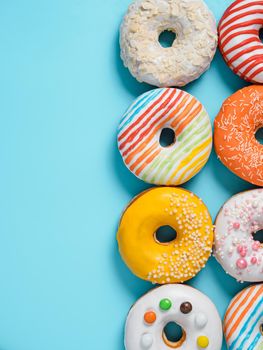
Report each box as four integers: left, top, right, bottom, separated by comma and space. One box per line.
233, 222, 240, 229
159, 298, 172, 311
144, 311, 156, 324
236, 258, 247, 269
141, 333, 153, 348
197, 336, 209, 348
180, 302, 192, 314
251, 257, 257, 265
195, 313, 208, 328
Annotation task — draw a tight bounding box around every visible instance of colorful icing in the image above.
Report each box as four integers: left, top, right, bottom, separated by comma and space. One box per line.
214, 86, 263, 186
214, 189, 263, 282
117, 187, 214, 284
125, 284, 222, 350
224, 284, 263, 350
218, 0, 263, 83
118, 88, 212, 186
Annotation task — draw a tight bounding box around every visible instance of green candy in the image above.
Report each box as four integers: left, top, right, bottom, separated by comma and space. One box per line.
159, 298, 172, 311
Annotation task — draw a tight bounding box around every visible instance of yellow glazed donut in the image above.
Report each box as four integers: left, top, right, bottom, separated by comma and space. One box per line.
117, 187, 213, 284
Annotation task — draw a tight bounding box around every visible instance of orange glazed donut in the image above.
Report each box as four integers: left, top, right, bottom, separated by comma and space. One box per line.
214, 85, 263, 186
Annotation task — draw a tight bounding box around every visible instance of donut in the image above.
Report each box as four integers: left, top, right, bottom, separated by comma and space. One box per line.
120, 0, 217, 87
117, 187, 213, 284
218, 0, 263, 83
214, 85, 263, 186
224, 284, 263, 350
214, 189, 263, 282
118, 88, 212, 186
125, 284, 223, 350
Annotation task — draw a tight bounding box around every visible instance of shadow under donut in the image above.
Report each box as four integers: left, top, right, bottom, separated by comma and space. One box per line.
210, 150, 256, 196
212, 50, 249, 96
112, 238, 152, 299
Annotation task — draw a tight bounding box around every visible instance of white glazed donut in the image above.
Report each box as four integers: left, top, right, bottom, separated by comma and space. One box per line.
125, 284, 223, 350
224, 284, 263, 350
120, 0, 217, 87
214, 189, 263, 282
218, 0, 263, 83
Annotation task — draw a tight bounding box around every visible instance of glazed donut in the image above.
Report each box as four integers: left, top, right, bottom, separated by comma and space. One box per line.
120, 0, 217, 87
218, 0, 263, 83
214, 85, 263, 186
214, 189, 263, 282
117, 187, 213, 284
224, 284, 263, 350
125, 284, 223, 350
118, 88, 212, 186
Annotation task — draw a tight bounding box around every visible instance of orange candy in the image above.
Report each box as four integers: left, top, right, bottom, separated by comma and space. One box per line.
214, 85, 263, 186
144, 311, 156, 324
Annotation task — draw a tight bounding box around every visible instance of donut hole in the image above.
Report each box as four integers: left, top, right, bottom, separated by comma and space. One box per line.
260, 323, 263, 335
253, 229, 263, 243
259, 28, 263, 43
255, 127, 263, 145
155, 225, 177, 244
159, 128, 176, 147
162, 322, 186, 348
158, 30, 176, 48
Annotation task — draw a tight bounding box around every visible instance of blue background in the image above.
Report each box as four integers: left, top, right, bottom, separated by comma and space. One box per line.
0, 0, 259, 349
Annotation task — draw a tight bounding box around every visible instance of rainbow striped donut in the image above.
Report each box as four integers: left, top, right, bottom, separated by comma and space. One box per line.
218, 0, 263, 83
224, 284, 263, 350
117, 88, 212, 186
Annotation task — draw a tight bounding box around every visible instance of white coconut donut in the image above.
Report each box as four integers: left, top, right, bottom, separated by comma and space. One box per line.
214, 189, 263, 283
125, 284, 223, 350
224, 284, 263, 350
120, 0, 218, 87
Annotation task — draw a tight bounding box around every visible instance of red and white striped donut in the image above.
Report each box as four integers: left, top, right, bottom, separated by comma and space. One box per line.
218, 0, 263, 83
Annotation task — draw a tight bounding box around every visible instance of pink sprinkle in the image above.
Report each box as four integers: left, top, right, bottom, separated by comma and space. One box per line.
236, 258, 248, 269
251, 257, 257, 265
240, 250, 247, 258
237, 245, 243, 253
233, 222, 240, 229
252, 242, 260, 251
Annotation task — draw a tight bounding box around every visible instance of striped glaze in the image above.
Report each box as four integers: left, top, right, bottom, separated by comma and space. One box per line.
117, 88, 212, 186
224, 284, 263, 350
218, 0, 263, 83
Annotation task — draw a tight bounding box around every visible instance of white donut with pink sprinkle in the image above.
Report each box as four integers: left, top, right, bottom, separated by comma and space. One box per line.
214, 189, 263, 282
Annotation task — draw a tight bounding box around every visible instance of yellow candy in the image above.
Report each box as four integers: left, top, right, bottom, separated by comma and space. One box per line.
197, 336, 209, 348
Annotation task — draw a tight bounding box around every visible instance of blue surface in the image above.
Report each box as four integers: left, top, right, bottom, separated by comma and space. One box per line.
0, 1, 258, 349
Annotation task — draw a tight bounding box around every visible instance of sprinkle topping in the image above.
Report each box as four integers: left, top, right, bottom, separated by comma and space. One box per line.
214, 189, 263, 282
